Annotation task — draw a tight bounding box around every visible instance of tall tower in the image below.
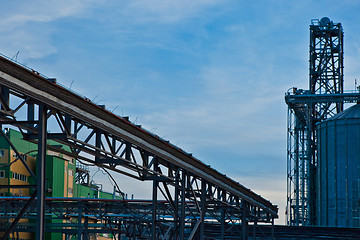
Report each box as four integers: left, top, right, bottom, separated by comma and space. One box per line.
286, 17, 344, 226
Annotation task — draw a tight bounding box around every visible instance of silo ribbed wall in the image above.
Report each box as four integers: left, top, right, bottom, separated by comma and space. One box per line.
317, 104, 360, 227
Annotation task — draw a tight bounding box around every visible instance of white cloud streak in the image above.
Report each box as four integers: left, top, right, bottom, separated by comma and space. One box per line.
138, 64, 288, 156
123, 0, 224, 24
0, 0, 101, 59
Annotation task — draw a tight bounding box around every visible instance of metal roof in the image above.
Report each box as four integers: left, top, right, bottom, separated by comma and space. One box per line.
326, 103, 360, 121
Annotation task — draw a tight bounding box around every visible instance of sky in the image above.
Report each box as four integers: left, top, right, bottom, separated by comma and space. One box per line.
1, 0, 360, 224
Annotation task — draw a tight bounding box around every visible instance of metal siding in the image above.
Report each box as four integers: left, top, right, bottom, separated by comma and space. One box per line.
51, 157, 65, 197
8, 128, 37, 153
319, 123, 328, 226
349, 123, 360, 227
317, 113, 360, 227
99, 191, 113, 199
336, 121, 346, 226
327, 122, 336, 226
75, 184, 97, 198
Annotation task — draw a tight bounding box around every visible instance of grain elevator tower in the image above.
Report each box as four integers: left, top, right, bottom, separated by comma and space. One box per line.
285, 17, 346, 226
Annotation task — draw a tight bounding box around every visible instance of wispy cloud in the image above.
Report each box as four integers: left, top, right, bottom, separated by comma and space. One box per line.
0, 0, 101, 59
0, 0, 95, 27
123, 0, 225, 24
138, 64, 288, 154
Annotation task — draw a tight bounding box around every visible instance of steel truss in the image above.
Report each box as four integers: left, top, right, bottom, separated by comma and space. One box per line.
285, 18, 360, 226
0, 54, 277, 239
0, 197, 275, 239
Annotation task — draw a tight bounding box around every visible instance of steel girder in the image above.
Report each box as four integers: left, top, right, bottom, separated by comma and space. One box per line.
0, 53, 277, 239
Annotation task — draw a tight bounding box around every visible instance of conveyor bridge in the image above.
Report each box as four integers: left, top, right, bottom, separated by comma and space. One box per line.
0, 54, 277, 240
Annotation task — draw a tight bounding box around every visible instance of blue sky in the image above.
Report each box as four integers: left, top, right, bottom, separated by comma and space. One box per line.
1, 0, 360, 224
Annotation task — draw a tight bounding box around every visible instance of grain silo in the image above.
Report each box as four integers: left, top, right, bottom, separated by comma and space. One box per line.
316, 103, 360, 227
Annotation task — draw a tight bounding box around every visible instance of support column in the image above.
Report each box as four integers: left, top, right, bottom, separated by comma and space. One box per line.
180, 170, 186, 240
151, 160, 158, 240
95, 128, 101, 163
199, 180, 206, 239
78, 202, 83, 240
64, 114, 71, 132
221, 190, 226, 240
27, 102, 34, 130
0, 86, 9, 109
0, 86, 10, 120
271, 216, 275, 240
253, 208, 257, 240
83, 217, 89, 240
241, 201, 248, 240
220, 206, 225, 240
174, 170, 180, 239
36, 104, 47, 240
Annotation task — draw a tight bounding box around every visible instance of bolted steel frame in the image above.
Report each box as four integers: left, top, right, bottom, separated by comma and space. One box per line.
0, 54, 277, 239
285, 18, 360, 226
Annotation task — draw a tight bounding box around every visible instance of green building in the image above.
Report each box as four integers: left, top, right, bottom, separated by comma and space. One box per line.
0, 128, 122, 240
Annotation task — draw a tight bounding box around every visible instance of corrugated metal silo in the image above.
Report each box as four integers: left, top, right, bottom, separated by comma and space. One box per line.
317, 104, 360, 227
